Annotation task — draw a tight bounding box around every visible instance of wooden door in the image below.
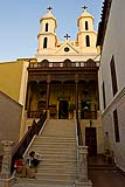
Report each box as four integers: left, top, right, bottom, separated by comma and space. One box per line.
85, 127, 97, 156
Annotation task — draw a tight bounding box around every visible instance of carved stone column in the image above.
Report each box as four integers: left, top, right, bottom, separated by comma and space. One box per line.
0, 140, 14, 187
76, 146, 92, 187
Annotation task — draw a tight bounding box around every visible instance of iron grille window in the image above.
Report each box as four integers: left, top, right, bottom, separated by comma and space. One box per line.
110, 56, 118, 96
113, 109, 120, 142
102, 81, 106, 109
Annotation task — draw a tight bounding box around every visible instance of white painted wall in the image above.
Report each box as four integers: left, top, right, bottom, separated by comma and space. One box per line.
99, 0, 125, 171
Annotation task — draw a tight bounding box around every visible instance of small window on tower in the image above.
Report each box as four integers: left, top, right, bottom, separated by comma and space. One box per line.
85, 21, 89, 30
45, 23, 48, 32
86, 35, 90, 47
43, 37, 48, 48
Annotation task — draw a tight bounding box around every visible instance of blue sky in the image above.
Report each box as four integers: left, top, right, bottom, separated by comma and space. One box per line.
0, 0, 103, 61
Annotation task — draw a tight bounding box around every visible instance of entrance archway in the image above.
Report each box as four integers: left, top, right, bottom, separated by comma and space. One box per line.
59, 100, 69, 119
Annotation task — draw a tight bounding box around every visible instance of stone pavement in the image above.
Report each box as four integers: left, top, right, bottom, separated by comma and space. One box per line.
88, 156, 125, 187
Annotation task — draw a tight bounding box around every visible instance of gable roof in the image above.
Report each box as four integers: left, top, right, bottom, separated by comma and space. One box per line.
55, 41, 80, 55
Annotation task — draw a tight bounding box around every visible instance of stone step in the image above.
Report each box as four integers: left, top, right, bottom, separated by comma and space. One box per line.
19, 119, 77, 186
39, 159, 76, 166
31, 144, 76, 150
42, 134, 76, 138
42, 132, 76, 138
28, 150, 76, 156
37, 166, 76, 173
38, 162, 76, 168
35, 154, 76, 160
36, 136, 76, 141
26, 150, 76, 160
36, 170, 76, 176
31, 143, 76, 147
36, 172, 76, 181
33, 136, 76, 141
14, 178, 74, 186
40, 159, 76, 166
30, 147, 76, 152
34, 139, 76, 145
32, 143, 76, 148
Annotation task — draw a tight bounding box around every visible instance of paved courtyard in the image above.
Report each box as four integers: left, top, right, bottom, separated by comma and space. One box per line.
89, 156, 125, 187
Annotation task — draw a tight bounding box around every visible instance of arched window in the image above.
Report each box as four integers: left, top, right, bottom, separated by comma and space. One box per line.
85, 21, 89, 30
64, 59, 71, 67
45, 23, 48, 32
43, 37, 48, 48
86, 35, 90, 47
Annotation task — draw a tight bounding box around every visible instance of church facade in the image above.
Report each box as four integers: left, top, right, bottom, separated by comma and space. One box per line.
0, 8, 103, 155
27, 8, 100, 119
26, 8, 103, 155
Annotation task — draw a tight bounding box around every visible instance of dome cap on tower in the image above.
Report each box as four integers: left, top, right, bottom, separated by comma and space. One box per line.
77, 6, 94, 26
40, 7, 57, 22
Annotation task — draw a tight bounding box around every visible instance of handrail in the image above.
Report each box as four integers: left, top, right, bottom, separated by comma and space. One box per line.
11, 111, 47, 173
76, 110, 83, 146
76, 117, 83, 146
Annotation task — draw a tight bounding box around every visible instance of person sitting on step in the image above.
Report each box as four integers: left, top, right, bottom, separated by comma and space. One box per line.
26, 151, 41, 173
14, 156, 35, 178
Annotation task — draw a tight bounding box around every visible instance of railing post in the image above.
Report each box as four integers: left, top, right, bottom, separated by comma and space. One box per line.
0, 140, 14, 187
76, 146, 92, 187
47, 110, 50, 119
74, 110, 76, 119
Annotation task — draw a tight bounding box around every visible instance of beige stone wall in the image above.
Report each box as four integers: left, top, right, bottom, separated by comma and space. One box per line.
0, 61, 23, 102
0, 60, 29, 105
0, 91, 22, 153
0, 60, 29, 139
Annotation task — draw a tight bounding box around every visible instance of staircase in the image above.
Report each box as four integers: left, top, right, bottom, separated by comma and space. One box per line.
14, 119, 77, 187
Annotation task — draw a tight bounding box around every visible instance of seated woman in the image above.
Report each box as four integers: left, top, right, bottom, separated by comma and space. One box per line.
14, 156, 35, 178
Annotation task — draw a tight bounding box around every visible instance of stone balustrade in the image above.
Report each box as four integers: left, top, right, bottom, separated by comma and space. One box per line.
0, 140, 14, 187
76, 146, 92, 187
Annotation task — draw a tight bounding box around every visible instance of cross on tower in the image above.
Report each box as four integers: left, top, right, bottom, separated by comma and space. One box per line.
47, 6, 52, 11
64, 33, 71, 40
82, 5, 88, 11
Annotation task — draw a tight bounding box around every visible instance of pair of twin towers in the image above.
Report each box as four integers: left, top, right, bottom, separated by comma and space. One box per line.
36, 7, 98, 61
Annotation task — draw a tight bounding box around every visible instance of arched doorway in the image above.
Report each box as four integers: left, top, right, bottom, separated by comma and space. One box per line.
59, 99, 69, 119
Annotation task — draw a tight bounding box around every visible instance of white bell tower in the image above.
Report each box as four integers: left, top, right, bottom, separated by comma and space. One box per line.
77, 6, 97, 52
37, 7, 57, 54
